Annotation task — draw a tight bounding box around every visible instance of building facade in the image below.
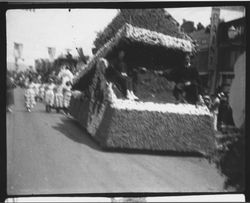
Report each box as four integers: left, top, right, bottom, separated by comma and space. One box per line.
181, 20, 196, 34
190, 17, 245, 94
189, 29, 210, 91
216, 17, 246, 93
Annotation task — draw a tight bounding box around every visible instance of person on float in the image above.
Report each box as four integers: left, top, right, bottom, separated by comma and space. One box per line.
107, 50, 138, 100
157, 54, 203, 105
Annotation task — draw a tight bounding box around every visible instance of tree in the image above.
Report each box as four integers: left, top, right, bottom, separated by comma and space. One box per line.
35, 58, 54, 83
181, 20, 196, 33
197, 22, 205, 31
205, 24, 211, 33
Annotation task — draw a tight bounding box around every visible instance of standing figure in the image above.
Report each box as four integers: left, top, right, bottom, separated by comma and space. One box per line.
6, 74, 16, 112
218, 92, 235, 128
44, 78, 55, 113
63, 81, 72, 115
203, 95, 212, 110
210, 92, 222, 131
54, 79, 64, 113
24, 78, 36, 112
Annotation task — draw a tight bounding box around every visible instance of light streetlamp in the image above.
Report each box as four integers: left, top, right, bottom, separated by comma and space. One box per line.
228, 25, 237, 39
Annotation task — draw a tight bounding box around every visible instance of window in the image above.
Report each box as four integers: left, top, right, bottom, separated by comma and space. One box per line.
201, 39, 207, 44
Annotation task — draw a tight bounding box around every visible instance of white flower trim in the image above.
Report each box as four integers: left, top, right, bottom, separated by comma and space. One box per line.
110, 98, 211, 116
105, 73, 210, 116
125, 24, 193, 52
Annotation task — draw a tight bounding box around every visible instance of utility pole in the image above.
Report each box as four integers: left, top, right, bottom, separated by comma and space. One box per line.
208, 7, 220, 94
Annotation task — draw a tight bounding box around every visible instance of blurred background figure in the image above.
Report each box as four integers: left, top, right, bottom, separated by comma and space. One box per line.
6, 72, 16, 112
210, 92, 222, 131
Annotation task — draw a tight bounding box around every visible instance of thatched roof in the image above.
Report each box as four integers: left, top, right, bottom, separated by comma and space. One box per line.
73, 23, 195, 89
94, 9, 191, 51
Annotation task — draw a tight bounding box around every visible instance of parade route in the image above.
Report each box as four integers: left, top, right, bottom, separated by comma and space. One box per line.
7, 88, 226, 195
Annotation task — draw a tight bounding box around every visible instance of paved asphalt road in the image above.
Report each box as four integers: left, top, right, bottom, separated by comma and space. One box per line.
7, 88, 226, 195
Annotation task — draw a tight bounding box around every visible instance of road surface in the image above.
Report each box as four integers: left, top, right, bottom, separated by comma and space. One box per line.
7, 88, 226, 195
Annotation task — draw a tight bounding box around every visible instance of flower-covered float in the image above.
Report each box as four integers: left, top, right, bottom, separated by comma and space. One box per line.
70, 23, 215, 155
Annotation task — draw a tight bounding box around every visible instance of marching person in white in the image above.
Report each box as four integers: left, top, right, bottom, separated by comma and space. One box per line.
44, 78, 55, 113
58, 66, 74, 86
24, 78, 36, 112
54, 79, 64, 113
63, 81, 72, 115
33, 79, 40, 102
38, 83, 45, 102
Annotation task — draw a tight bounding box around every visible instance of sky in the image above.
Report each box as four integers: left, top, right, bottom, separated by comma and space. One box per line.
6, 7, 245, 66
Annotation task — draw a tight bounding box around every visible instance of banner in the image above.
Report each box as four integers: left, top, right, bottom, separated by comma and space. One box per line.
76, 47, 83, 57
65, 48, 71, 54
14, 42, 23, 60
48, 47, 56, 60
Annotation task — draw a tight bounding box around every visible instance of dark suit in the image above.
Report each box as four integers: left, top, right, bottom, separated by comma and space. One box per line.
163, 66, 202, 104
105, 60, 134, 98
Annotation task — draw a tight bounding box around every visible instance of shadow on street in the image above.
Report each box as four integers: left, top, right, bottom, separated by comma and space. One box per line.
53, 116, 205, 158
52, 117, 102, 152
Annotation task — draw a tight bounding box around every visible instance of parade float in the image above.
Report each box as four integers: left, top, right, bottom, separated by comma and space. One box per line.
70, 23, 215, 155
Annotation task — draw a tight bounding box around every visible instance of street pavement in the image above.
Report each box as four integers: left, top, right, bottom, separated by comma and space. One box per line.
7, 88, 226, 195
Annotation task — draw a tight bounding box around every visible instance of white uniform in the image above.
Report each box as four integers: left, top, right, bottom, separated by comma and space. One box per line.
45, 83, 55, 106
33, 83, 40, 98
25, 83, 36, 110
63, 85, 72, 108
39, 84, 45, 101
54, 84, 64, 108
58, 69, 74, 86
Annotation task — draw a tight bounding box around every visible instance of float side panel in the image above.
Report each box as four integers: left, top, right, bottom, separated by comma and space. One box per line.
96, 107, 215, 154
